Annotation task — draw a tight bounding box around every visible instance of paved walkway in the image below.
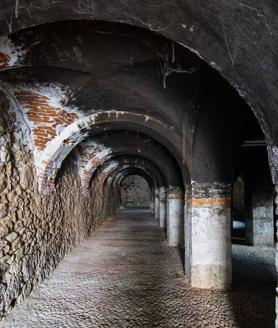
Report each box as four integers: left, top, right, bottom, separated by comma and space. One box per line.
0, 210, 275, 328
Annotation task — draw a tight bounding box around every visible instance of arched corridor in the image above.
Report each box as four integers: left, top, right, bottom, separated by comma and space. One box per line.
0, 2, 278, 327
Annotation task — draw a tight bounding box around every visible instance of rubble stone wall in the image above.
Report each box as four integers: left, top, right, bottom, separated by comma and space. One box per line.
0, 95, 119, 318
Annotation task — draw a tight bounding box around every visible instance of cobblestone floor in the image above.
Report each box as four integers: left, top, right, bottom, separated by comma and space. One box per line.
0, 210, 276, 328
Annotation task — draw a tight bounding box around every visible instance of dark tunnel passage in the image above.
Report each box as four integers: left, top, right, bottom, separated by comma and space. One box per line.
0, 6, 277, 328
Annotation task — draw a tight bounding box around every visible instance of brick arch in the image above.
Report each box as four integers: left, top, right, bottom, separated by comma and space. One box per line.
112, 167, 155, 189
114, 168, 156, 210
1, 18, 275, 185
80, 144, 182, 192
99, 163, 155, 194
99, 161, 163, 193
105, 158, 165, 190
112, 167, 155, 207
1, 15, 274, 143
35, 110, 176, 194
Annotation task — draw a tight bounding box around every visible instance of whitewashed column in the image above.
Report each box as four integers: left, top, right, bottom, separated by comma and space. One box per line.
159, 186, 167, 229
155, 187, 160, 220
149, 187, 155, 213
167, 186, 184, 246
184, 185, 192, 280
191, 182, 232, 290
275, 184, 278, 328
266, 147, 278, 326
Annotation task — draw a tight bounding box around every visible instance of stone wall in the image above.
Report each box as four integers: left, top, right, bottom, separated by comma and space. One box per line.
121, 175, 150, 208
0, 95, 119, 318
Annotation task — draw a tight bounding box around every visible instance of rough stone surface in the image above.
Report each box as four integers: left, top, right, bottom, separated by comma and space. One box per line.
121, 175, 150, 208
246, 189, 274, 247
0, 98, 118, 318
0, 210, 275, 328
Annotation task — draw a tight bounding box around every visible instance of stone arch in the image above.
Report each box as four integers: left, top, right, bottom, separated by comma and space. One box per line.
112, 167, 157, 212
97, 157, 165, 192
35, 110, 181, 194
1, 15, 276, 146
80, 144, 182, 191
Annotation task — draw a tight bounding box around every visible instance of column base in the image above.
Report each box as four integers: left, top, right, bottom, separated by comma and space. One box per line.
191, 264, 232, 290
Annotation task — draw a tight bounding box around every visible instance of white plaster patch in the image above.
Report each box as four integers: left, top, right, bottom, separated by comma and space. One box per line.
0, 35, 26, 67
23, 83, 77, 110
0, 136, 8, 162
96, 148, 112, 161
177, 41, 202, 60
191, 206, 232, 289
0, 83, 32, 148
210, 61, 221, 72
103, 161, 119, 174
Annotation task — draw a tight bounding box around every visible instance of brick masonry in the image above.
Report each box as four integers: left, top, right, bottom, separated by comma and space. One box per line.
192, 198, 231, 208
0, 53, 10, 68
14, 91, 78, 151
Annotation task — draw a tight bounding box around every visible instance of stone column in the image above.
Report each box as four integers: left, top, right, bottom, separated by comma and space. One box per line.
159, 186, 167, 229
184, 185, 192, 280
275, 184, 278, 328
167, 186, 184, 247
155, 187, 160, 220
267, 148, 278, 327
191, 183, 232, 290
150, 201, 155, 212
246, 186, 274, 247
242, 146, 274, 246
149, 187, 155, 213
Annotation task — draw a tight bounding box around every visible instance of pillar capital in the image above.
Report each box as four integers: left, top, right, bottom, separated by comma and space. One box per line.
168, 186, 184, 199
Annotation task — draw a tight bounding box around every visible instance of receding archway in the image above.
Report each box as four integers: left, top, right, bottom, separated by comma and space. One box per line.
0, 15, 276, 328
